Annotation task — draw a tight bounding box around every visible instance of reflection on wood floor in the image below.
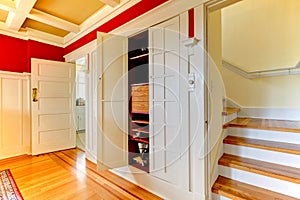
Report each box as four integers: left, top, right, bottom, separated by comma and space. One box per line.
0, 148, 162, 200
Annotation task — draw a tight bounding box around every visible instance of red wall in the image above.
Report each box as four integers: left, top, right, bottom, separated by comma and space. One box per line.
0, 34, 64, 73
28, 40, 64, 72
0, 34, 28, 73
0, 0, 171, 73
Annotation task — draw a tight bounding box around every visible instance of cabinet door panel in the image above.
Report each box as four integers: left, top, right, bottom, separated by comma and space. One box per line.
149, 16, 189, 188
97, 32, 128, 170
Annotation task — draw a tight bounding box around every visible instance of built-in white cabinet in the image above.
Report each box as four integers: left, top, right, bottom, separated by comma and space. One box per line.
96, 10, 206, 199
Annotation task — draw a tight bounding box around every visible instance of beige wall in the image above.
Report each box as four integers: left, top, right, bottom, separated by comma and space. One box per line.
209, 0, 300, 108
222, 0, 300, 72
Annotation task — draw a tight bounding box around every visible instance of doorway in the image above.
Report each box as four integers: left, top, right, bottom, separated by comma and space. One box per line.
75, 57, 88, 151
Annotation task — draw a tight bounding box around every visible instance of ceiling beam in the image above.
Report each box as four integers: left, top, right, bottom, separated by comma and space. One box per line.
0, 0, 16, 12
99, 0, 120, 7
28, 9, 80, 33
6, 0, 37, 31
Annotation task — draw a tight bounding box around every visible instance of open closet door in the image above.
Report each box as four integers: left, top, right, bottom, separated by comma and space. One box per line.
97, 32, 128, 170
149, 16, 189, 189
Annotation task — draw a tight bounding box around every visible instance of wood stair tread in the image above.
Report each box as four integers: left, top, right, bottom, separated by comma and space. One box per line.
212, 176, 298, 200
224, 135, 300, 155
219, 153, 300, 184
222, 107, 240, 116
224, 117, 300, 133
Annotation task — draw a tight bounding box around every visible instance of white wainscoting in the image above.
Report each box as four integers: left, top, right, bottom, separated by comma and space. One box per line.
0, 71, 31, 159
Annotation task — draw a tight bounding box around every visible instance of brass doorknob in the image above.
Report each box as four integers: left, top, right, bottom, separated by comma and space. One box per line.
32, 88, 38, 102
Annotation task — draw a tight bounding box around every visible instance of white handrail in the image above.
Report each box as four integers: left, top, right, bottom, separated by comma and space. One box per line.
222, 60, 300, 78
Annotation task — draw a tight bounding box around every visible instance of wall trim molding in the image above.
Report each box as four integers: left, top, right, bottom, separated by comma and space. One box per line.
64, 40, 97, 62
111, 0, 206, 37
222, 59, 300, 79
0, 70, 31, 79
225, 98, 300, 120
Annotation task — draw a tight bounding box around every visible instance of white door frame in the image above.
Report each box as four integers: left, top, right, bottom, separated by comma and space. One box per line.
64, 41, 98, 162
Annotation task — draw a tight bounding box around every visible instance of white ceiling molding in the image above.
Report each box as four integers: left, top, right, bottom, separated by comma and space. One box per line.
0, 0, 15, 12
99, 0, 120, 8
6, 0, 37, 31
0, 21, 28, 40
64, 40, 97, 62
0, 21, 63, 46
64, 0, 141, 46
28, 9, 80, 33
26, 27, 64, 47
112, 0, 203, 36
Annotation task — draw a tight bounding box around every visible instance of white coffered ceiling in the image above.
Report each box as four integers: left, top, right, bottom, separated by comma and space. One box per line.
0, 0, 140, 46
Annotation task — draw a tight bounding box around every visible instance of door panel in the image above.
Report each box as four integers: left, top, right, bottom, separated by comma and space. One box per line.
39, 81, 70, 97
38, 64, 72, 78
150, 16, 189, 187
31, 58, 75, 155
39, 98, 71, 114
97, 32, 128, 170
39, 114, 71, 131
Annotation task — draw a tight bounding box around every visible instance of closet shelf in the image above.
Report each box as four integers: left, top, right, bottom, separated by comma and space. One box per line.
132, 128, 149, 134
132, 120, 149, 124
131, 137, 149, 144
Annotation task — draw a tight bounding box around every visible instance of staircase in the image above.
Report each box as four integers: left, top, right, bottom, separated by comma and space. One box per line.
212, 108, 300, 199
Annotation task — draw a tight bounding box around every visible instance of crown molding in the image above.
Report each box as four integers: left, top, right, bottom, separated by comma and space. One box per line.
26, 28, 64, 47
0, 21, 64, 47
111, 0, 205, 36
64, 40, 97, 62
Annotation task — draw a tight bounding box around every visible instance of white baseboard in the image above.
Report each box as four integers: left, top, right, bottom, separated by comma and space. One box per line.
225, 98, 300, 120
110, 166, 205, 200
227, 127, 300, 144
238, 107, 300, 120
224, 144, 300, 169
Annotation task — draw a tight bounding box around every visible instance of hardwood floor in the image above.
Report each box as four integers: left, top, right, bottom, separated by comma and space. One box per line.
0, 148, 163, 200
224, 118, 300, 133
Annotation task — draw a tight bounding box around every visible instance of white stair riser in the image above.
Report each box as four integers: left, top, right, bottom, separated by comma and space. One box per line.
223, 113, 237, 125
224, 144, 300, 169
227, 128, 300, 144
212, 193, 230, 200
219, 166, 300, 199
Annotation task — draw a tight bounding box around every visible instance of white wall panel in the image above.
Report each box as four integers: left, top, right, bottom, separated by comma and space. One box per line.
0, 71, 30, 159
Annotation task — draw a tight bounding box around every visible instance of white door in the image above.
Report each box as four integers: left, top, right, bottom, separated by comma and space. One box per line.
149, 16, 189, 188
97, 32, 128, 170
31, 58, 76, 155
